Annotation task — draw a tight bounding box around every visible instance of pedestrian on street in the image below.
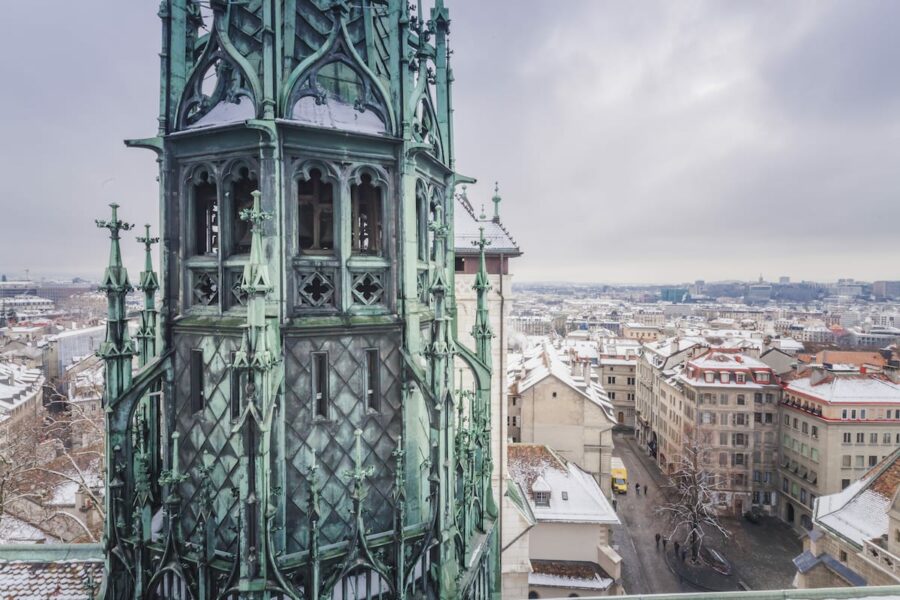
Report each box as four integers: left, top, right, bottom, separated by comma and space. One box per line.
644, 484, 648, 496
635, 482, 641, 494
681, 549, 687, 562
662, 537, 668, 551
674, 541, 680, 556
655, 533, 660, 548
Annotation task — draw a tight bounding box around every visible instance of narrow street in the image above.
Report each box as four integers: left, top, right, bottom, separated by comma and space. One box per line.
611, 431, 803, 595
611, 432, 691, 595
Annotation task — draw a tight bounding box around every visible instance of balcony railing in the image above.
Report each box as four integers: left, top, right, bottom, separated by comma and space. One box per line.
861, 539, 900, 583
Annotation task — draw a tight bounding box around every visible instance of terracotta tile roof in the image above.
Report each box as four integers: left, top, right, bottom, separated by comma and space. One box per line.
0, 559, 102, 599
531, 559, 609, 580
798, 351, 887, 367
529, 559, 614, 591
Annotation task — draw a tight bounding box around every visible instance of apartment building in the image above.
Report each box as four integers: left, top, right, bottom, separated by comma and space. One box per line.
508, 444, 622, 597
508, 343, 616, 495
635, 337, 706, 457
598, 357, 637, 427
676, 350, 782, 517
623, 322, 663, 342
780, 365, 900, 532
795, 447, 900, 588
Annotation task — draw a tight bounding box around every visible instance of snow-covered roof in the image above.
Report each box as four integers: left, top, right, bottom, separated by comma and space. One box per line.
0, 362, 43, 413
688, 351, 770, 371
510, 342, 614, 420
0, 559, 102, 599
529, 559, 614, 592
0, 516, 56, 545
454, 191, 520, 255
815, 448, 900, 547
508, 444, 619, 525
787, 373, 900, 405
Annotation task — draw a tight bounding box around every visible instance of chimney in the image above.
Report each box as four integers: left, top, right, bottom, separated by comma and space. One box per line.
810, 367, 829, 386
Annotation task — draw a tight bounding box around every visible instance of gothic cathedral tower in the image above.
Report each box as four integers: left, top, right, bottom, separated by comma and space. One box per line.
96, 1, 498, 598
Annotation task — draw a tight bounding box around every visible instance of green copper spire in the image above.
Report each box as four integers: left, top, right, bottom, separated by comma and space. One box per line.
96, 203, 135, 396
135, 225, 159, 367
100, 1, 499, 598
472, 227, 494, 370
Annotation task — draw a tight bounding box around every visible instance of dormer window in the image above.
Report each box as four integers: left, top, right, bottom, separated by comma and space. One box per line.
736, 373, 745, 384
757, 372, 770, 383
705, 371, 715, 383
534, 491, 551, 507
720, 372, 730, 384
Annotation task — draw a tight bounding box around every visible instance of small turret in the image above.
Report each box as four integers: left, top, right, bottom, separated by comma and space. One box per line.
492, 182, 502, 223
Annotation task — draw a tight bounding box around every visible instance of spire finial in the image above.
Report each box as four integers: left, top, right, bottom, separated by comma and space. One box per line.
137, 224, 160, 273
492, 182, 502, 222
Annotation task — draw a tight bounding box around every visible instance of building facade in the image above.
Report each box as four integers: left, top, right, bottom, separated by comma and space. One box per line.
94, 2, 498, 598
780, 365, 900, 532
508, 344, 616, 496
676, 350, 781, 517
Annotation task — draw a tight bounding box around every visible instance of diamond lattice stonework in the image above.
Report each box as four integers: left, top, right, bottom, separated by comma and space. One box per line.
192, 271, 220, 306
351, 272, 384, 306
298, 271, 336, 308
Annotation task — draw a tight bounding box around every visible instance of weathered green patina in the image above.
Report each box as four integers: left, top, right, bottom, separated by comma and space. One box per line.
96, 1, 497, 598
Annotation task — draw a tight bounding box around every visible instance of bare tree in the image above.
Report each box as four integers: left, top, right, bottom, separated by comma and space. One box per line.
0, 416, 43, 530
657, 433, 730, 563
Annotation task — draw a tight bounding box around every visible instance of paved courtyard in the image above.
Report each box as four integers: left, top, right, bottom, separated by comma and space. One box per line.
611, 431, 803, 595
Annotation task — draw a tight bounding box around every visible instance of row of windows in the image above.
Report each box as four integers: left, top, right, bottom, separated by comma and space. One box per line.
190, 167, 386, 258
783, 434, 820, 462
188, 348, 382, 418
782, 477, 816, 509
841, 454, 885, 469
841, 431, 900, 445
698, 392, 776, 405
699, 411, 775, 426
784, 415, 820, 438
695, 370, 771, 384
606, 376, 637, 386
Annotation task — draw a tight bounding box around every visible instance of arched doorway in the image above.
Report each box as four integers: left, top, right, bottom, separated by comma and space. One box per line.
786, 502, 795, 523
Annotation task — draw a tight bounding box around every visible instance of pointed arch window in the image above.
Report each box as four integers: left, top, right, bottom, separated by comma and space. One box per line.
230, 166, 258, 255
351, 174, 382, 255
416, 191, 429, 262
298, 169, 334, 252
193, 171, 218, 256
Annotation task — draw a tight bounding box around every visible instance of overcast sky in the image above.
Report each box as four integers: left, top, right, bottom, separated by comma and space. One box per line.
1, 1, 899, 285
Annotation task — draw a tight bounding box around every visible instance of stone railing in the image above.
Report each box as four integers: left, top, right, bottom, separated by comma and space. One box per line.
861, 538, 900, 582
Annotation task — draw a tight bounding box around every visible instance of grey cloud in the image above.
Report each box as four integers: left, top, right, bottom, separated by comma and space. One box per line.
0, 1, 898, 285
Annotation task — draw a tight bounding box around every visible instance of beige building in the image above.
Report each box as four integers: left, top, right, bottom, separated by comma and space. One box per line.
623, 322, 663, 342
598, 357, 637, 427
453, 188, 523, 595
508, 343, 616, 495
501, 477, 536, 599
0, 360, 45, 444
794, 447, 900, 588
508, 444, 622, 598
674, 350, 782, 516
780, 364, 900, 532
635, 337, 706, 458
